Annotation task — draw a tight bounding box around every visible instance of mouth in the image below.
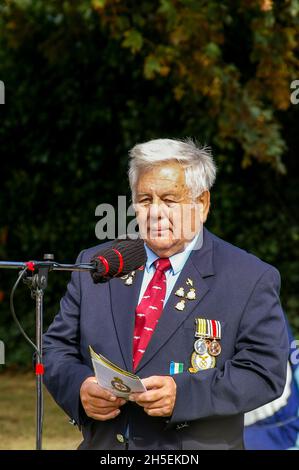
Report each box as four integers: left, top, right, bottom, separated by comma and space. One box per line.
147, 228, 173, 239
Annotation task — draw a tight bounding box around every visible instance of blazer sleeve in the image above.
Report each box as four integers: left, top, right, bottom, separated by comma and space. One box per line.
169, 267, 289, 424
43, 250, 94, 426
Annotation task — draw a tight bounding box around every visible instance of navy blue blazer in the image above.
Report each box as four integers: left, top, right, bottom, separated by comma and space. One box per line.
43, 227, 289, 450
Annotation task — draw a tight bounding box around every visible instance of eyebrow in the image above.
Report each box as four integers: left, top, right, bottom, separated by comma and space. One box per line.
137, 192, 180, 198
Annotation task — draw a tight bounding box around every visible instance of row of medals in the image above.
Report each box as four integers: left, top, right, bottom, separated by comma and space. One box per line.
190, 337, 221, 372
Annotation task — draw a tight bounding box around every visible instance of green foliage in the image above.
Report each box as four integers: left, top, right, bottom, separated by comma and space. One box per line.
0, 0, 298, 366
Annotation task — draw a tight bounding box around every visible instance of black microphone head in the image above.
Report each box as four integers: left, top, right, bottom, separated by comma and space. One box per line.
90, 237, 146, 284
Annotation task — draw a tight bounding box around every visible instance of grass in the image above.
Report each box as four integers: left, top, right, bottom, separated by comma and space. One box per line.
0, 370, 82, 450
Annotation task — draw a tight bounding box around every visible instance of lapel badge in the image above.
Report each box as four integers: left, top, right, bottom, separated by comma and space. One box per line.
186, 288, 196, 300
175, 287, 185, 297
174, 278, 196, 310
185, 279, 196, 299
175, 299, 186, 311
121, 270, 136, 285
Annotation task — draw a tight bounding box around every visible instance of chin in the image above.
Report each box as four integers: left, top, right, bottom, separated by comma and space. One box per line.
146, 235, 177, 254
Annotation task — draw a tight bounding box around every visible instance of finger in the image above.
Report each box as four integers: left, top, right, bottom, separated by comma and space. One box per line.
144, 407, 171, 417
130, 389, 163, 404
86, 397, 126, 410
139, 398, 165, 410
141, 376, 164, 389
87, 409, 121, 421
87, 405, 119, 415
88, 385, 118, 402
89, 396, 126, 406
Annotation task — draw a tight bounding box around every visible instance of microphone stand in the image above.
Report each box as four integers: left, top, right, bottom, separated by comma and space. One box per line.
0, 255, 95, 450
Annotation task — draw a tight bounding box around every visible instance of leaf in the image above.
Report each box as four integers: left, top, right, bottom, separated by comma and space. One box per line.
143, 54, 162, 79
122, 29, 143, 54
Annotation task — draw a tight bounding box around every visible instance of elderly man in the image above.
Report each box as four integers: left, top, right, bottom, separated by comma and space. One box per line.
43, 138, 288, 450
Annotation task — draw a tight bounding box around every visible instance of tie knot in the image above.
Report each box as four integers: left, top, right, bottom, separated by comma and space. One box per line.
154, 258, 171, 272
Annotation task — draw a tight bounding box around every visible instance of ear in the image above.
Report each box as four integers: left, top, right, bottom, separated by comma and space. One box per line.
196, 191, 210, 223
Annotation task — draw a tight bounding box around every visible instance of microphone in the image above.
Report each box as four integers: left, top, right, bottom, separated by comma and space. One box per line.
90, 237, 146, 283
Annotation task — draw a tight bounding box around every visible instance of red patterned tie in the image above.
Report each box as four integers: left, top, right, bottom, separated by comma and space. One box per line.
133, 257, 171, 371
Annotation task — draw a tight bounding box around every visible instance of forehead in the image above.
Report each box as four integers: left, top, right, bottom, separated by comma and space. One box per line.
136, 162, 186, 192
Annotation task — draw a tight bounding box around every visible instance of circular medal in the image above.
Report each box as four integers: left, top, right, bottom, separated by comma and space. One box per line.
194, 338, 208, 355
191, 351, 216, 371
208, 339, 221, 357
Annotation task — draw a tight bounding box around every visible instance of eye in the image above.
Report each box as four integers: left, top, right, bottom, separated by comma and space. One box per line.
138, 198, 151, 205
164, 199, 178, 206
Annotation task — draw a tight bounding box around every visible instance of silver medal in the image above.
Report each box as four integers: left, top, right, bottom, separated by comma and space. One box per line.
194, 338, 208, 355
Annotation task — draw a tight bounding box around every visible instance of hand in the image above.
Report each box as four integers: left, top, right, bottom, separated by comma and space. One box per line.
129, 375, 177, 417
80, 376, 126, 421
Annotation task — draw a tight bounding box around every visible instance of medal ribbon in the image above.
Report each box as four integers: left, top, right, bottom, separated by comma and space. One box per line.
195, 318, 221, 339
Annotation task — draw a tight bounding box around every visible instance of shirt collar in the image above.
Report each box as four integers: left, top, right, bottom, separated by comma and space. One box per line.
144, 229, 203, 275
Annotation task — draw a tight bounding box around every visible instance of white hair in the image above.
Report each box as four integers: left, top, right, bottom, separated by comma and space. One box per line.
128, 138, 217, 201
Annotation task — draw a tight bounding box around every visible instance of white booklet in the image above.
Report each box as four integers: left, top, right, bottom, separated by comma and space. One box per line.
89, 346, 147, 398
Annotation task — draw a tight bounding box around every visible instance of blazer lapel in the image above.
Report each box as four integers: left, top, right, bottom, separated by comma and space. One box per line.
135, 227, 215, 373
109, 268, 144, 372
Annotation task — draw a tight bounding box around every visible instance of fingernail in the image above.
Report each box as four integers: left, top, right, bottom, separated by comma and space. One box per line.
110, 396, 117, 401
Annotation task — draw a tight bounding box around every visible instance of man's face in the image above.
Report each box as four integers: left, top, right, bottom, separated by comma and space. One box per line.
134, 162, 210, 257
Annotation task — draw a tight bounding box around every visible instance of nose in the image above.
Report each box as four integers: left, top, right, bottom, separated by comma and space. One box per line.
147, 198, 170, 223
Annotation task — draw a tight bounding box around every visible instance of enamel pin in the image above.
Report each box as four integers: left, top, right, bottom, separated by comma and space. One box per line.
121, 270, 136, 285
121, 265, 144, 286
175, 299, 186, 311
175, 287, 185, 297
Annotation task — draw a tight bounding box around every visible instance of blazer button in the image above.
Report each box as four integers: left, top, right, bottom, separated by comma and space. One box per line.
116, 433, 125, 443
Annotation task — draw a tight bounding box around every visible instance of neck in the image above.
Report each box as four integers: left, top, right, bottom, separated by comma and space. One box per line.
146, 232, 201, 258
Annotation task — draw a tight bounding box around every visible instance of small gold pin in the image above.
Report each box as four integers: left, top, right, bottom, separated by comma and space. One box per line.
175, 299, 186, 311
175, 287, 185, 297
186, 278, 193, 287
186, 288, 196, 300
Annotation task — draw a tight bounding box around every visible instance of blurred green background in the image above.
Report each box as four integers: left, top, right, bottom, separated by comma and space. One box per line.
0, 0, 298, 372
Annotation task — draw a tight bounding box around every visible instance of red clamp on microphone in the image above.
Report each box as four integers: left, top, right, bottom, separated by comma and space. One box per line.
112, 248, 124, 275
26, 261, 35, 272
35, 363, 44, 375
97, 256, 109, 275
